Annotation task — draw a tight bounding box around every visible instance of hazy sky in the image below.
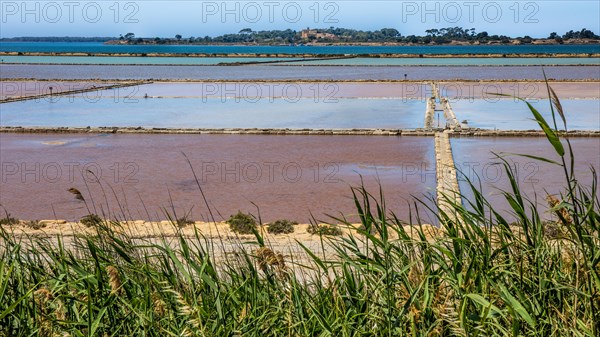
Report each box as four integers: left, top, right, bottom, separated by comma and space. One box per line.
1, 1, 599, 38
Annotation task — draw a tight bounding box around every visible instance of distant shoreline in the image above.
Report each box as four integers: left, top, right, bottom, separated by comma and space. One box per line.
2, 127, 599, 137
2, 52, 599, 58
3, 38, 599, 46
103, 39, 600, 46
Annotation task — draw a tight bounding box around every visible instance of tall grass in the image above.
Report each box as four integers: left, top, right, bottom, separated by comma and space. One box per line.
0, 82, 598, 336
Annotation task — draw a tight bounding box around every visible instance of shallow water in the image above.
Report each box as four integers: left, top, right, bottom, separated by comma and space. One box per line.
2, 64, 598, 81
2, 96, 597, 131
0, 133, 436, 222
0, 97, 427, 129
3, 55, 598, 66
452, 99, 600, 130
452, 137, 600, 218
129, 82, 431, 99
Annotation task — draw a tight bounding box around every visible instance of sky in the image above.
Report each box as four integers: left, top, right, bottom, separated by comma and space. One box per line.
1, 0, 599, 38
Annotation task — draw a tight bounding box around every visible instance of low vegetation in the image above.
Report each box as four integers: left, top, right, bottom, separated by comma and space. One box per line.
0, 214, 18, 225
79, 214, 102, 227
266, 219, 297, 234
23, 220, 44, 230
226, 211, 257, 234
0, 82, 598, 336
175, 217, 195, 228
307, 223, 343, 236
357, 223, 378, 235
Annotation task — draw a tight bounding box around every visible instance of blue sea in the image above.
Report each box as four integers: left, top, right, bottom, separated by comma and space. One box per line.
1, 42, 599, 55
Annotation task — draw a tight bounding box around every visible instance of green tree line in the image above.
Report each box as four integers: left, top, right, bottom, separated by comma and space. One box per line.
2, 27, 598, 44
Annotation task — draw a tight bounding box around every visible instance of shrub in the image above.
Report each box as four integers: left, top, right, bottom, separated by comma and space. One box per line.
0, 214, 19, 225
24, 220, 45, 230
357, 224, 377, 235
80, 214, 102, 227
227, 211, 257, 235
267, 220, 297, 234
307, 224, 342, 236
176, 217, 195, 228
542, 220, 565, 239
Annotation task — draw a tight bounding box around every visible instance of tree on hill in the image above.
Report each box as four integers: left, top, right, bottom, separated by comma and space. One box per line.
562, 28, 599, 40
380, 28, 400, 38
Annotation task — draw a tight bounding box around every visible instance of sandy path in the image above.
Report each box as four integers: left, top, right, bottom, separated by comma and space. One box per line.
1, 220, 441, 268
435, 132, 461, 218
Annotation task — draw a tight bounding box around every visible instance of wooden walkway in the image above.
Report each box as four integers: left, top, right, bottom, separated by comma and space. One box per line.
0, 82, 150, 103
434, 131, 461, 218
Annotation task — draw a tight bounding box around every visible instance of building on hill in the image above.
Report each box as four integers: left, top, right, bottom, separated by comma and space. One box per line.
301, 28, 336, 40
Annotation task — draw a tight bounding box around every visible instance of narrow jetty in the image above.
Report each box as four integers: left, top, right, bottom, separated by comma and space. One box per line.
434, 131, 461, 218
430, 82, 440, 100
429, 82, 462, 216
425, 82, 441, 129
0, 82, 150, 103
440, 98, 460, 129
424, 97, 436, 129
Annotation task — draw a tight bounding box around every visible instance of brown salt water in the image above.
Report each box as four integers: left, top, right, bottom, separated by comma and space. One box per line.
0, 133, 436, 223
451, 137, 600, 218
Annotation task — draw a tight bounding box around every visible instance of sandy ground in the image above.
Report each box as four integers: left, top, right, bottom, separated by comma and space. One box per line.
1, 220, 441, 267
